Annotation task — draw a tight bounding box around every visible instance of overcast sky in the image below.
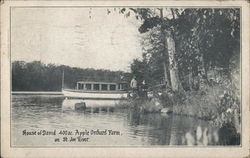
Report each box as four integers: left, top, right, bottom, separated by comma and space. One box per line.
11, 8, 143, 72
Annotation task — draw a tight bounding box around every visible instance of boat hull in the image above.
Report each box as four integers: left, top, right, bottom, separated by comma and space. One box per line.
62, 99, 121, 111
62, 89, 128, 100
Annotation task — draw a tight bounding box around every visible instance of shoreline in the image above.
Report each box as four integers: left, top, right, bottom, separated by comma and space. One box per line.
11, 91, 63, 95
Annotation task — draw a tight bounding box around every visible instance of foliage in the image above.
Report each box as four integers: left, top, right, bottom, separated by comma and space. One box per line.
130, 26, 165, 86
174, 8, 240, 79
129, 8, 240, 91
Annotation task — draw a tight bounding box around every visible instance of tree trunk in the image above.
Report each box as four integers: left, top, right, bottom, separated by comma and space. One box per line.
163, 59, 171, 88
165, 30, 183, 92
160, 9, 171, 90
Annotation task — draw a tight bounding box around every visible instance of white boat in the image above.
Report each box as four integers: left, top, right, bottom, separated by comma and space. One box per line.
62, 81, 128, 100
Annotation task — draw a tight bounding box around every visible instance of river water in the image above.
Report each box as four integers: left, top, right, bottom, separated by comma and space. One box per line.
12, 95, 221, 147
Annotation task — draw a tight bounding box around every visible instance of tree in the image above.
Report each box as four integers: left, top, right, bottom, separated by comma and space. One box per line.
131, 8, 184, 92
132, 8, 240, 91
172, 8, 240, 89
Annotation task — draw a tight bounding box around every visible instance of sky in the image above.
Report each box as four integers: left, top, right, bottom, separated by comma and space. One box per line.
11, 8, 143, 72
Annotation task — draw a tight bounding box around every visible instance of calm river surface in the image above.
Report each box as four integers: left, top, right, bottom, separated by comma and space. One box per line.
12, 95, 220, 146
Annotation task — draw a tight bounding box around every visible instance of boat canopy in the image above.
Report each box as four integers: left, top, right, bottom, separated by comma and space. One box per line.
76, 81, 127, 91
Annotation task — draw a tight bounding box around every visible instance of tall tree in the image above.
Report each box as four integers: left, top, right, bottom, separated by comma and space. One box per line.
135, 8, 184, 92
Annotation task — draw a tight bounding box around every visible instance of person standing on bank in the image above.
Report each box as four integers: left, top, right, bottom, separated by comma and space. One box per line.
130, 76, 138, 94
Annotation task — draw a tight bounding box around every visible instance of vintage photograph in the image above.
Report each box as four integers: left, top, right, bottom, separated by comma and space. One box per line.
10, 7, 241, 147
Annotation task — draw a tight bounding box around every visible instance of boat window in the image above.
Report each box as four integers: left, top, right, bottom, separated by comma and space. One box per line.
79, 83, 84, 90
93, 84, 100, 90
86, 84, 92, 90
123, 84, 128, 90
110, 84, 116, 91
101, 84, 108, 91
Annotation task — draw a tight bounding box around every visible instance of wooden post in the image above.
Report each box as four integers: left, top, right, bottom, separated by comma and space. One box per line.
62, 70, 64, 90
76, 83, 79, 90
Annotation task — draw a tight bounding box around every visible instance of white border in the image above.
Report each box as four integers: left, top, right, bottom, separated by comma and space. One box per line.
1, 1, 249, 158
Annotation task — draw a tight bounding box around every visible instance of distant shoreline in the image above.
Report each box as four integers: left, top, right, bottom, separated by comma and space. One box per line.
11, 91, 63, 95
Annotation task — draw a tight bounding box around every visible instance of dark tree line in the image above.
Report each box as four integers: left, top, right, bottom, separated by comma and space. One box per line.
12, 61, 130, 91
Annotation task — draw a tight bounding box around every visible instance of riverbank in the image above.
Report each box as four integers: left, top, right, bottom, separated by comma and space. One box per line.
124, 88, 240, 145
164, 83, 241, 145
172, 85, 240, 127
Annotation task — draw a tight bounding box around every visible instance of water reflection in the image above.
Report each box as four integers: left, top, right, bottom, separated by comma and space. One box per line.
62, 98, 116, 114
126, 110, 222, 146
11, 95, 237, 146
182, 126, 219, 146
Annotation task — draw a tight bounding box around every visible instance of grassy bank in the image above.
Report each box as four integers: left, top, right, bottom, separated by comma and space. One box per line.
170, 80, 241, 145
172, 84, 240, 129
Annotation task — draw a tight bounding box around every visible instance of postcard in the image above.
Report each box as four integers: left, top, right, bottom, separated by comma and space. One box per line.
1, 0, 249, 157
